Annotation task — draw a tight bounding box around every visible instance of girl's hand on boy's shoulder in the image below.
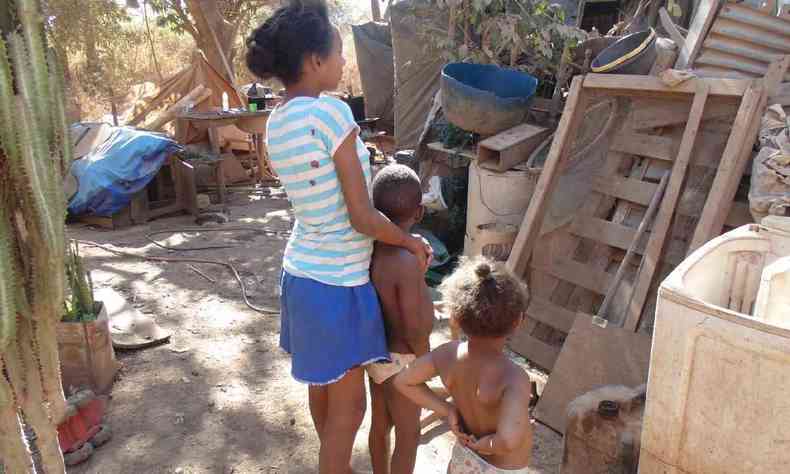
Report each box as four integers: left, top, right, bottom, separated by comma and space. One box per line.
405, 234, 433, 272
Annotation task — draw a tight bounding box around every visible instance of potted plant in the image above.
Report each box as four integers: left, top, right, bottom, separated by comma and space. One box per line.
57, 241, 120, 395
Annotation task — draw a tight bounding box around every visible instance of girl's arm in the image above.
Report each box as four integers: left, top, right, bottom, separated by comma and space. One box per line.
333, 132, 431, 269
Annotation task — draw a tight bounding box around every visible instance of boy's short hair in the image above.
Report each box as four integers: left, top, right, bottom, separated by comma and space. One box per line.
372, 164, 422, 223
439, 257, 529, 338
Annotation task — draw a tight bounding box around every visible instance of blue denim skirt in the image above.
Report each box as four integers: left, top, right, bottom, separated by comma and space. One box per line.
280, 271, 389, 385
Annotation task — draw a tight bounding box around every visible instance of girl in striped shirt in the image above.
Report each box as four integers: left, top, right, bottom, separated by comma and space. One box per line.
246, 1, 432, 473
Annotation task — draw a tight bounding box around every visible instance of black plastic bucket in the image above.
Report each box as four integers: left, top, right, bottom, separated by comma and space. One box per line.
591, 29, 657, 75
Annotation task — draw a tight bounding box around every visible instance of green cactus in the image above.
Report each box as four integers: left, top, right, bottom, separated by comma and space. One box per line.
64, 241, 96, 322
1, 0, 73, 470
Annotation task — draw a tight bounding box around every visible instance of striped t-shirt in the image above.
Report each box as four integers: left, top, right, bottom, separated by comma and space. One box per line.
266, 96, 373, 287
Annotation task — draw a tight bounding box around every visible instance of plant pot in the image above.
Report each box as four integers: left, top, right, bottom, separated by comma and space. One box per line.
591, 29, 658, 75
57, 302, 120, 395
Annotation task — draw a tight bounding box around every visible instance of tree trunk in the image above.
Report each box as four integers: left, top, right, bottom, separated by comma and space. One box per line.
186, 0, 235, 81
371, 0, 382, 21
83, 4, 100, 85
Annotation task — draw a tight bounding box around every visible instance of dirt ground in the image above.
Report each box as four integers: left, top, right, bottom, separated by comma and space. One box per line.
67, 187, 562, 474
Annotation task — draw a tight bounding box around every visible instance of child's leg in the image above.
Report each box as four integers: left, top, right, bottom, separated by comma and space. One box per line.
369, 378, 393, 474
315, 367, 367, 474
309, 384, 329, 442
386, 381, 421, 474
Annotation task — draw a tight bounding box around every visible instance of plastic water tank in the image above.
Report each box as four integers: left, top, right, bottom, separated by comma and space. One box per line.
640, 218, 790, 474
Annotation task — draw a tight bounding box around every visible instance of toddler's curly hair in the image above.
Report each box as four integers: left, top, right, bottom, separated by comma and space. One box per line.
439, 257, 529, 338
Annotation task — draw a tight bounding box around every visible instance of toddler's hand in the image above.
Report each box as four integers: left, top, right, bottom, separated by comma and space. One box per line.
467, 434, 497, 456
447, 407, 473, 444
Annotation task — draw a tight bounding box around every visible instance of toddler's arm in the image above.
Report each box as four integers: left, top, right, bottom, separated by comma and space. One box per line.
466, 376, 533, 456
394, 348, 466, 438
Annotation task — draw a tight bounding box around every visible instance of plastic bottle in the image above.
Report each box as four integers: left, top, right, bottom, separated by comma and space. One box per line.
222, 92, 229, 112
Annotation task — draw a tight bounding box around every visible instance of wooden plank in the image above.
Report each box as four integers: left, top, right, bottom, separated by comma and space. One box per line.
676, 0, 721, 69
527, 296, 577, 333
477, 124, 551, 172
688, 82, 765, 253
507, 77, 589, 277
628, 98, 739, 131
426, 141, 477, 160
176, 158, 199, 216
625, 84, 711, 332
583, 74, 750, 98
507, 330, 562, 371
533, 316, 652, 432
611, 131, 675, 161
593, 175, 657, 206
129, 190, 150, 224
689, 58, 786, 251
569, 215, 636, 251
533, 257, 613, 295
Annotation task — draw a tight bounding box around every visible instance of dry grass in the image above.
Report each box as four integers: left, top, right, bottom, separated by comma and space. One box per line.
71, 17, 363, 123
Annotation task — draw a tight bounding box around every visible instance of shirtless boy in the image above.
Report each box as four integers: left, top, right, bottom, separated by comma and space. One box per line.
394, 258, 534, 473
367, 164, 435, 474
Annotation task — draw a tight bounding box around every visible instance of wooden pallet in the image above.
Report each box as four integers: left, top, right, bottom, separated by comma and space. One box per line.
505, 73, 776, 371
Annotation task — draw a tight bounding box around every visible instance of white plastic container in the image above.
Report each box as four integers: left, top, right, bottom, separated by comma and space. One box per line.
464, 160, 540, 258
640, 219, 790, 474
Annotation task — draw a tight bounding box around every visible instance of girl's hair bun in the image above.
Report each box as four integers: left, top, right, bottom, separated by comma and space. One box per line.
475, 262, 492, 280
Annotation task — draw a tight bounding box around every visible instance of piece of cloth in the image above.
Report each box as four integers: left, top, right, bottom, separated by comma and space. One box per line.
266, 96, 374, 287
366, 352, 416, 384
279, 271, 389, 385
449, 442, 531, 474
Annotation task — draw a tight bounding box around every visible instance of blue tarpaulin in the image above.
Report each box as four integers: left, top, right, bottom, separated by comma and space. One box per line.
68, 126, 182, 217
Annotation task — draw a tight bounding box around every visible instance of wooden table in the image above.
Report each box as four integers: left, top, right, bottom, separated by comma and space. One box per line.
176, 109, 273, 201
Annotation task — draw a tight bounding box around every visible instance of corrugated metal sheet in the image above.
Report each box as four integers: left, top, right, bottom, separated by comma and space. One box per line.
691, 1, 790, 81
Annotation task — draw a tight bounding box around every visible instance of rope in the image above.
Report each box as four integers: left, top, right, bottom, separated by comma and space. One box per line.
144, 226, 290, 252
76, 239, 280, 314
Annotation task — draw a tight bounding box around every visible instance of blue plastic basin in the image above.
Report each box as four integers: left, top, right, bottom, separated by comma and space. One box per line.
441, 63, 538, 135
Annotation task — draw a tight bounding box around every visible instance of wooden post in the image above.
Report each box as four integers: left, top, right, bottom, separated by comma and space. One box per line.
675, 0, 720, 69
506, 76, 589, 277
623, 83, 710, 332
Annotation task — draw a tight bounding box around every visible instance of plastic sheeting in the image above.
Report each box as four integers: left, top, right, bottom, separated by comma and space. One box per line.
750, 104, 790, 221
67, 126, 182, 217
390, 0, 448, 149
352, 22, 395, 132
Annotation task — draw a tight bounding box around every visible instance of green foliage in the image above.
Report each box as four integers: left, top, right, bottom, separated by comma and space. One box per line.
415, 0, 586, 83
63, 241, 96, 323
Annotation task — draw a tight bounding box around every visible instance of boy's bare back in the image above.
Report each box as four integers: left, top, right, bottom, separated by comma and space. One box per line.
371, 242, 434, 356
433, 340, 534, 469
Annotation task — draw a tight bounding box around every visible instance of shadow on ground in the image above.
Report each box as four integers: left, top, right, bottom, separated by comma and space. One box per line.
67, 188, 562, 474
